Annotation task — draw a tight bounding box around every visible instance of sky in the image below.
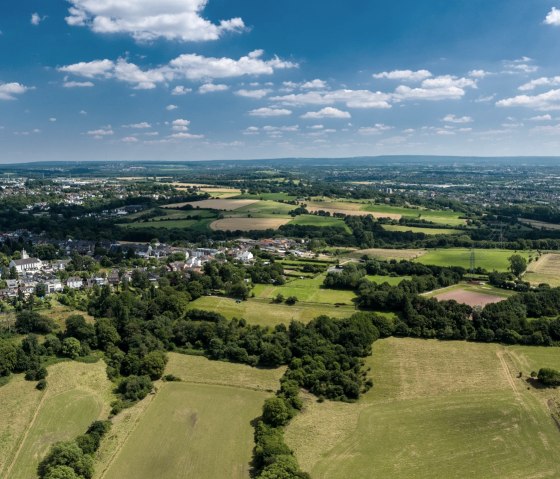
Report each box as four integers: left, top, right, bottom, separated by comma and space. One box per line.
3, 1, 560, 162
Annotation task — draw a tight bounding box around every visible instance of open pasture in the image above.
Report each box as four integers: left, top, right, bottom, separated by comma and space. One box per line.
286, 337, 560, 479
382, 224, 461, 235
416, 248, 533, 272
363, 204, 466, 226
1, 360, 113, 479
427, 282, 512, 307
210, 217, 291, 231
101, 354, 279, 479
525, 253, 560, 287
163, 199, 258, 210
289, 215, 351, 231
186, 296, 357, 326
231, 200, 295, 217
348, 247, 426, 261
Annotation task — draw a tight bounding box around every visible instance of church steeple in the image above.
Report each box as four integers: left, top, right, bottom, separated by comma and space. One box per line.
21, 249, 29, 259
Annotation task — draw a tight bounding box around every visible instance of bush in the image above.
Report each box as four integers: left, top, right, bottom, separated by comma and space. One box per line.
538, 367, 560, 387
262, 397, 293, 427
117, 375, 153, 402
36, 379, 47, 390
37, 441, 94, 479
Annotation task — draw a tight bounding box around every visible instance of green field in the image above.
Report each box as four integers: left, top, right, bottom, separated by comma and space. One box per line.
1, 360, 113, 479
347, 248, 426, 261
290, 215, 351, 232
362, 204, 466, 226
119, 218, 214, 231
253, 274, 356, 305
416, 248, 533, 272
286, 338, 560, 479
186, 296, 357, 326
231, 200, 294, 217
365, 275, 411, 285
101, 354, 281, 479
234, 192, 298, 201
382, 224, 461, 235
423, 282, 515, 299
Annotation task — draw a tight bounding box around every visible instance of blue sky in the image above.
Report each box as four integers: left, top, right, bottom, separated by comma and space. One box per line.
2, 1, 560, 162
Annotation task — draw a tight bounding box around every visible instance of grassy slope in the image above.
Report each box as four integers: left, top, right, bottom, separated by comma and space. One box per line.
1, 360, 113, 479
100, 354, 282, 479
423, 282, 516, 299
286, 338, 560, 479
289, 215, 351, 232
362, 204, 466, 226
416, 248, 533, 272
382, 224, 461, 235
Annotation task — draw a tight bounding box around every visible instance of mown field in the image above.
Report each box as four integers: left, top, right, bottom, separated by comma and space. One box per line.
382, 224, 461, 235
425, 282, 515, 307
365, 274, 411, 285
347, 248, 426, 261
1, 360, 113, 479
525, 253, 560, 287
186, 296, 357, 326
286, 338, 560, 479
363, 204, 466, 226
416, 248, 533, 272
99, 354, 282, 479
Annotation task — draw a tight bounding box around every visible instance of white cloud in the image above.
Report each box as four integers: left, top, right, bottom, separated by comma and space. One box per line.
528, 114, 552, 121
49, 118, 57, 122
123, 122, 151, 129
63, 81, 94, 88
171, 85, 192, 95
468, 69, 489, 78
249, 107, 292, 117
198, 83, 229, 94
166, 104, 178, 111
300, 79, 328, 89
31, 13, 45, 26
172, 118, 191, 132
168, 50, 297, 81
272, 89, 391, 109
358, 123, 392, 135
242, 126, 260, 135
474, 94, 496, 103
169, 132, 204, 139
59, 50, 296, 89
301, 107, 351, 119
65, 0, 245, 42
502, 57, 538, 74
393, 75, 477, 101
442, 114, 473, 123
519, 76, 560, 91
496, 89, 560, 111
373, 69, 432, 81
80, 110, 87, 115
544, 7, 560, 26
122, 136, 139, 143
235, 88, 271, 99
0, 82, 29, 101
87, 127, 114, 139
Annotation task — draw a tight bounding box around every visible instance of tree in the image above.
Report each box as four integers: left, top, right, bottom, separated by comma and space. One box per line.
0, 339, 17, 376
65, 315, 95, 345
117, 375, 153, 401
140, 351, 168, 380
38, 441, 94, 479
94, 318, 120, 350
262, 397, 293, 427
43, 465, 82, 479
35, 283, 48, 298
538, 367, 560, 387
285, 296, 298, 306
508, 254, 527, 278
62, 338, 82, 359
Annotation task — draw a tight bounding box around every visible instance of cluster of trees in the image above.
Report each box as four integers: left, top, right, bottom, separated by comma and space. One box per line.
537, 367, 560, 387
38, 420, 111, 479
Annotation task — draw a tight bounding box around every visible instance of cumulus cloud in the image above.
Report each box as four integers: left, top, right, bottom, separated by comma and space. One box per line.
166, 104, 178, 111
544, 7, 560, 26
0, 82, 30, 100
301, 107, 351, 119
235, 88, 271, 99
122, 136, 139, 143
373, 69, 432, 81
358, 124, 392, 135
172, 118, 191, 131
198, 83, 229, 94
87, 127, 114, 139
442, 114, 473, 123
271, 89, 391, 109
123, 122, 151, 129
519, 76, 560, 91
300, 79, 328, 89
31, 13, 45, 26
528, 114, 552, 121
169, 132, 204, 139
171, 85, 192, 95
249, 107, 292, 117
59, 50, 297, 89
393, 75, 477, 101
65, 0, 245, 42
503, 57, 538, 74
496, 89, 560, 111
63, 81, 94, 88
468, 69, 489, 78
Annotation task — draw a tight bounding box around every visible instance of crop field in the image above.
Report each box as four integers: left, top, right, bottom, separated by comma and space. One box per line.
231, 200, 295, 217
525, 253, 560, 286
363, 204, 466, 226
1, 360, 113, 479
252, 274, 356, 305
163, 199, 258, 210
234, 192, 298, 201
382, 224, 461, 235
426, 282, 513, 307
209, 217, 291, 231
416, 248, 533, 272
186, 296, 357, 326
347, 248, 426, 260
289, 215, 351, 231
519, 218, 560, 231
100, 354, 280, 479
286, 338, 560, 479
306, 201, 400, 219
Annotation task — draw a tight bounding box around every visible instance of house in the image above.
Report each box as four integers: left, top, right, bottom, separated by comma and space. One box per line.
66, 277, 83, 289
9, 250, 43, 274
107, 270, 120, 286
236, 251, 254, 263
167, 261, 186, 272
46, 279, 64, 293
186, 257, 203, 269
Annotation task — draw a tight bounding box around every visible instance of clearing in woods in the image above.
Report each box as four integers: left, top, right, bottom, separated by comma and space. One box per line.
209, 217, 291, 231
0, 360, 113, 479
99, 354, 283, 479
425, 283, 514, 307
524, 253, 560, 287
347, 247, 426, 261
286, 338, 560, 479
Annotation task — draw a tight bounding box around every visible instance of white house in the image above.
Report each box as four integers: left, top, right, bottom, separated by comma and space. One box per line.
9, 250, 43, 274
66, 277, 83, 289
236, 251, 254, 263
